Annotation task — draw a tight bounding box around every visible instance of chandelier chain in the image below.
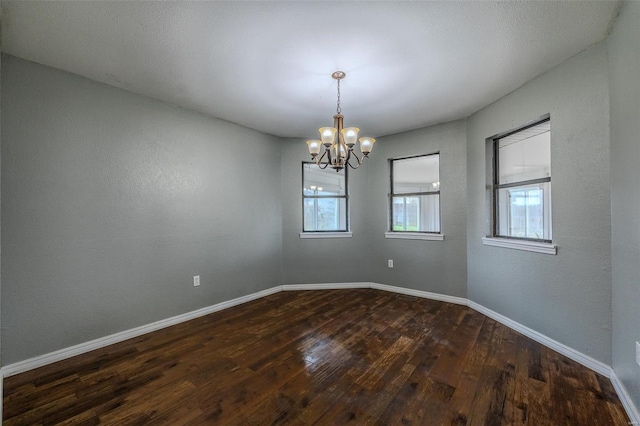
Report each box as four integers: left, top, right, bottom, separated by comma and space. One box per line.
336, 78, 341, 114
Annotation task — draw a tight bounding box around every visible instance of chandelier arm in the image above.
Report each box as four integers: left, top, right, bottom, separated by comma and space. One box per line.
345, 159, 360, 170
314, 149, 330, 169
313, 152, 330, 170
346, 159, 361, 170
315, 159, 331, 170
345, 149, 364, 169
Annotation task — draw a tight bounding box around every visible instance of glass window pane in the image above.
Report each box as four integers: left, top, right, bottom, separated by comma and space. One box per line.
303, 197, 347, 232
393, 154, 439, 194
496, 182, 551, 240
498, 121, 550, 184
303, 163, 345, 196
391, 194, 440, 232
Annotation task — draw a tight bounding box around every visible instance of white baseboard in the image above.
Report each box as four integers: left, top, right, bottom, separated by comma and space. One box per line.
1, 285, 282, 378
611, 370, 640, 425
282, 282, 467, 307
467, 300, 611, 377
1, 282, 637, 424
371, 283, 467, 305
282, 282, 371, 291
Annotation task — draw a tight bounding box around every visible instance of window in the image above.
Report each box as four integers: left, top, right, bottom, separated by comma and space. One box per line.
493, 117, 551, 241
389, 153, 440, 233
302, 162, 348, 232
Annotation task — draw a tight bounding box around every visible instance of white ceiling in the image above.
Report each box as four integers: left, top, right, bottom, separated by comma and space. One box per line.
0, 1, 621, 139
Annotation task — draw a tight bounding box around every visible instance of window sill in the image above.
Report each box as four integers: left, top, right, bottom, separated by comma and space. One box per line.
299, 232, 353, 239
385, 232, 444, 241
481, 237, 557, 255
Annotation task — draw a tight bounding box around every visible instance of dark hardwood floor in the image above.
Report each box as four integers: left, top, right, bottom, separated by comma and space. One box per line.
3, 289, 629, 425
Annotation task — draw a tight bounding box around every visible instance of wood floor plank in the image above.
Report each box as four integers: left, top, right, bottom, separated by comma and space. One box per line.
3, 289, 630, 425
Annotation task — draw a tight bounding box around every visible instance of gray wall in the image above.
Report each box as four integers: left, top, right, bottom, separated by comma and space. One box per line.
280, 137, 371, 284
366, 121, 467, 296
1, 55, 283, 364
609, 0, 640, 409
280, 119, 467, 297
466, 43, 612, 364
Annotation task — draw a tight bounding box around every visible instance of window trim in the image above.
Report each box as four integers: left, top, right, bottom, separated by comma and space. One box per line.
301, 161, 350, 233
385, 232, 444, 241
300, 232, 353, 239
491, 115, 552, 244
482, 237, 557, 255
389, 152, 441, 234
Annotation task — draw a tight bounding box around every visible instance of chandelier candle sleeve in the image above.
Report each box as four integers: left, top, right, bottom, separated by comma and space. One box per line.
305, 71, 376, 171
331, 143, 347, 164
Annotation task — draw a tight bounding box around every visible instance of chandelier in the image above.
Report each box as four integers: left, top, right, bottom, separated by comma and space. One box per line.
306, 71, 376, 170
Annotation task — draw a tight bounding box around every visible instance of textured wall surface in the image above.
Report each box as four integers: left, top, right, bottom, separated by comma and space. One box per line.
280, 137, 371, 284
466, 43, 612, 364
365, 121, 467, 296
609, 0, 640, 410
280, 120, 467, 295
1, 56, 283, 364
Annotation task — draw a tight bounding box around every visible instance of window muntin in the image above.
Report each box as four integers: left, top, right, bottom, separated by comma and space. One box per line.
302, 162, 348, 232
493, 118, 551, 241
390, 153, 440, 233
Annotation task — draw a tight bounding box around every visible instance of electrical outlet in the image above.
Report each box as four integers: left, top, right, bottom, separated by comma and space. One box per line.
388, 259, 394, 268
636, 342, 640, 367
193, 275, 200, 287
